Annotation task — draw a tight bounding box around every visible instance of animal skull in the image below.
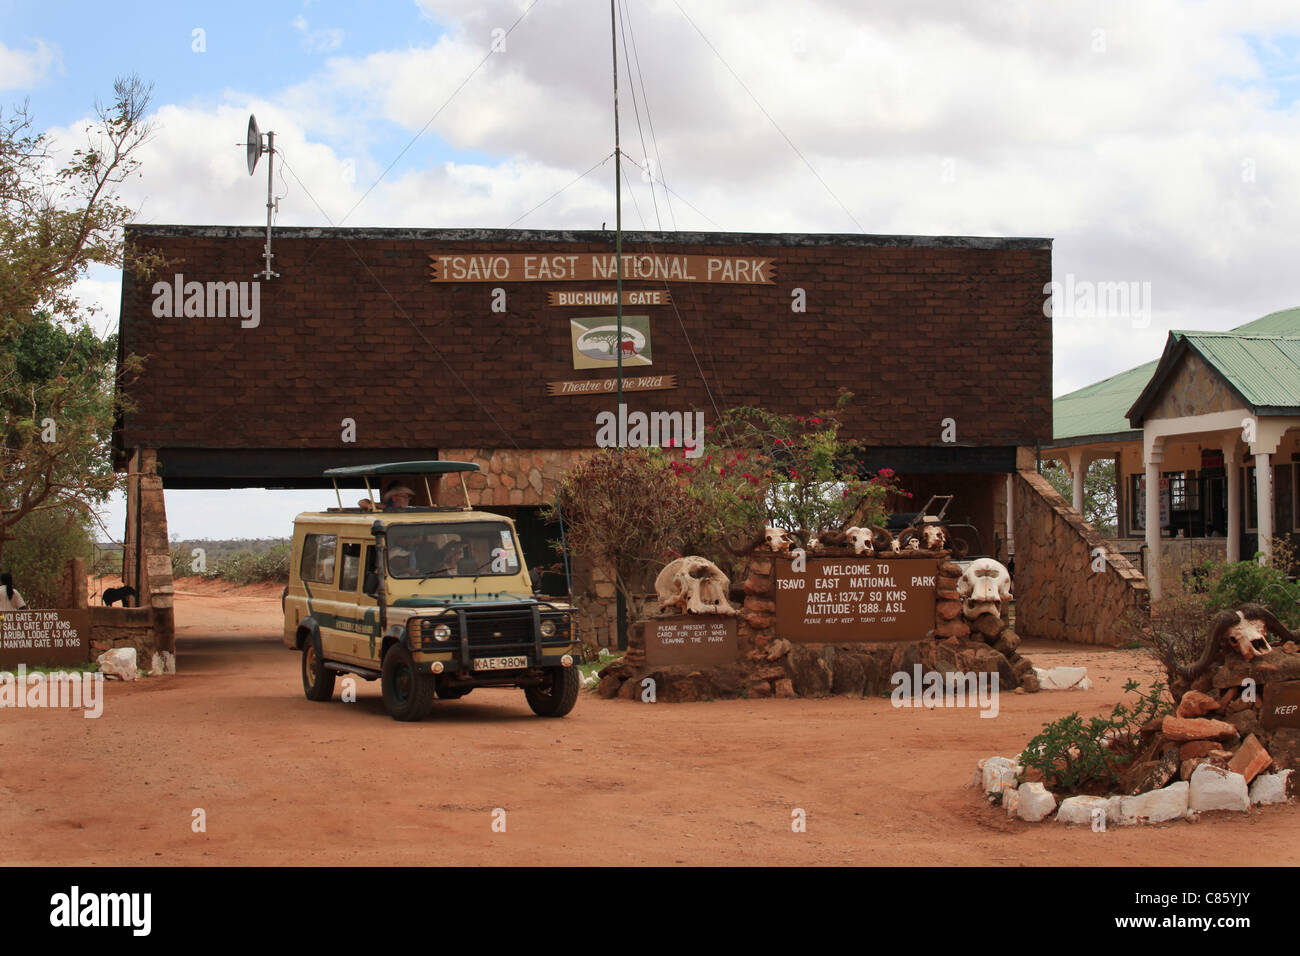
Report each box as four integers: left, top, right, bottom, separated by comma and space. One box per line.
844, 527, 875, 556
1225, 612, 1273, 660
920, 523, 947, 550
764, 526, 795, 553
957, 558, 1012, 621
654, 556, 739, 616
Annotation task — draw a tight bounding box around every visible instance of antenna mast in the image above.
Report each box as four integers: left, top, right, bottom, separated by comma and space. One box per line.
245, 114, 279, 281
610, 0, 623, 427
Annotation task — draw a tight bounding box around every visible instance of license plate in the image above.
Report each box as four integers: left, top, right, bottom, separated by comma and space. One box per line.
473, 656, 528, 671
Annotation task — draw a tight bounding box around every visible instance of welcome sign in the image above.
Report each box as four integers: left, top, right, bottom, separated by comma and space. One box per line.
429, 253, 776, 284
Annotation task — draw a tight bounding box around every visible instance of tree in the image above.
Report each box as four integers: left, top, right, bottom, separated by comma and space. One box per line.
667, 394, 908, 563
0, 76, 155, 563
1042, 457, 1117, 537
548, 448, 707, 624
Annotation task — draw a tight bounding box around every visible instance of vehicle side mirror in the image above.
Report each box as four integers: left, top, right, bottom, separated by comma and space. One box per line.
363, 571, 379, 596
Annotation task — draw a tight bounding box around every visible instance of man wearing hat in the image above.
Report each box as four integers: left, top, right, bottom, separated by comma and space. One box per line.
382, 484, 416, 510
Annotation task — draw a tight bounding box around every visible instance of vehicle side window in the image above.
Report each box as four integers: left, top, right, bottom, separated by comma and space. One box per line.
301, 533, 338, 584
339, 542, 362, 592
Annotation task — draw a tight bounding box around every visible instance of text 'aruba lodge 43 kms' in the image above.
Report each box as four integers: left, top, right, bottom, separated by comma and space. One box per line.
428, 253, 776, 284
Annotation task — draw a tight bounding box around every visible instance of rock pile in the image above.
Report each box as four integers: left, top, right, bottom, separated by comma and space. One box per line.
978, 627, 1300, 825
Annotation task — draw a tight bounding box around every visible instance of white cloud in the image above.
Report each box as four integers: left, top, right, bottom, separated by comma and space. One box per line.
291, 15, 344, 54
46, 0, 1300, 411
0, 38, 61, 90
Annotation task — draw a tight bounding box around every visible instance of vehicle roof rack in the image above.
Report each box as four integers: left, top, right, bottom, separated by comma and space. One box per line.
324, 460, 481, 510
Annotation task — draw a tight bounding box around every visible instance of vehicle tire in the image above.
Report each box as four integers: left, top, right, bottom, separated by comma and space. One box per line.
525, 666, 580, 718
381, 644, 435, 721
302, 636, 336, 701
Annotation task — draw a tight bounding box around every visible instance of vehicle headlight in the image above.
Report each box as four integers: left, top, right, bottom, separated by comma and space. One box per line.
433, 623, 452, 642
540, 620, 557, 637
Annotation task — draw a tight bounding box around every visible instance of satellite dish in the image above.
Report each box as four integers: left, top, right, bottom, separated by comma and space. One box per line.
246, 114, 262, 176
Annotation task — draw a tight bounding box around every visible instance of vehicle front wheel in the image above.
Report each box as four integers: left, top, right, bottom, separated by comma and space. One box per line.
525, 666, 579, 717
302, 637, 336, 701
381, 644, 435, 721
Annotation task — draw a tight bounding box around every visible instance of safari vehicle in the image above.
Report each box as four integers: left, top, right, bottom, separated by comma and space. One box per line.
283, 461, 580, 720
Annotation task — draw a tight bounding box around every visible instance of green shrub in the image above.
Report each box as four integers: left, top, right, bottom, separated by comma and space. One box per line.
0, 507, 96, 608
1018, 680, 1173, 795
1205, 558, 1300, 630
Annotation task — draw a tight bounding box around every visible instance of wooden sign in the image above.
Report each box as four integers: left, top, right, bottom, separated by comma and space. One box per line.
644, 615, 738, 667
773, 556, 940, 642
547, 375, 677, 396
547, 290, 672, 307
1261, 680, 1300, 731
430, 253, 775, 284
0, 609, 93, 668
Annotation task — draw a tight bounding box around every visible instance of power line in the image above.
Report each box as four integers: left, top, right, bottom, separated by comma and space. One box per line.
277, 153, 521, 451
623, 0, 677, 231
672, 0, 866, 233
338, 0, 544, 228
616, 0, 662, 232
507, 151, 615, 227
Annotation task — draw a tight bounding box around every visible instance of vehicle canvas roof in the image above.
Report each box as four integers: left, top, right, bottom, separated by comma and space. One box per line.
293, 509, 512, 525
322, 460, 481, 477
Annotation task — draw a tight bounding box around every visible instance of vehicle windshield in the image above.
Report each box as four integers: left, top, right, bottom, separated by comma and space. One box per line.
386, 521, 522, 579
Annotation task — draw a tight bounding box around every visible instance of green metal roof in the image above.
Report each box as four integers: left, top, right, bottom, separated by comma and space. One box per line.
1051, 361, 1154, 443
1052, 306, 1300, 443
1169, 331, 1300, 413
323, 460, 480, 477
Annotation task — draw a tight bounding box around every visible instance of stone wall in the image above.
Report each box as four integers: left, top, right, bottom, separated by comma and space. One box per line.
89, 606, 157, 663
1013, 469, 1149, 645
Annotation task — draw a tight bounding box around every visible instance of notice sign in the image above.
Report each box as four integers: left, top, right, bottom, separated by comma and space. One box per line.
644, 615, 738, 667
1261, 680, 1300, 731
0, 610, 93, 668
773, 557, 939, 642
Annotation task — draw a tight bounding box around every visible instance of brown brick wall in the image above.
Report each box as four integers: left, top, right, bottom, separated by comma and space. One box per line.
118, 227, 1052, 453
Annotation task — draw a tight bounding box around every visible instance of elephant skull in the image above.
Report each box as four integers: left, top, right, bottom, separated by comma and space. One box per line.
654, 556, 739, 617
957, 558, 1012, 621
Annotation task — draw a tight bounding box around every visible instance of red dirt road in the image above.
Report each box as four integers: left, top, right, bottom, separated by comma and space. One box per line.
2, 579, 1298, 866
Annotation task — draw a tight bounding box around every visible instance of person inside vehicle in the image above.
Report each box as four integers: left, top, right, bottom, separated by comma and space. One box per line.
381, 484, 416, 510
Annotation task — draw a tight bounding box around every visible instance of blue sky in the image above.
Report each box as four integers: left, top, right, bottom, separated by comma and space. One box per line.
7, 0, 1300, 540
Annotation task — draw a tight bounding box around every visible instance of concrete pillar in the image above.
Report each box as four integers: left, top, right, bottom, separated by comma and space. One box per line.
1064, 449, 1089, 515
122, 449, 175, 654
1255, 453, 1273, 563
1144, 444, 1164, 601
1222, 439, 1240, 563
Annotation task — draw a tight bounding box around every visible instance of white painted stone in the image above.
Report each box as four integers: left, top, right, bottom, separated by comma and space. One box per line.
1003, 786, 1020, 817
1105, 795, 1132, 825
1056, 794, 1110, 825
149, 650, 176, 676
97, 647, 138, 681
1032, 666, 1089, 690
598, 648, 611, 658
981, 756, 1020, 795
1016, 782, 1057, 822
1077, 676, 1093, 691
1125, 782, 1189, 823
1188, 764, 1250, 813
1249, 770, 1292, 806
